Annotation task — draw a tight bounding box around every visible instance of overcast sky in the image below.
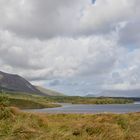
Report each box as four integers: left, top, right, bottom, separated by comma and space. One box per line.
0, 0, 140, 96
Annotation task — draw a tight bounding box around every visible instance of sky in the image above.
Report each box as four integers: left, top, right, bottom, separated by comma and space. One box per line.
0, 0, 140, 96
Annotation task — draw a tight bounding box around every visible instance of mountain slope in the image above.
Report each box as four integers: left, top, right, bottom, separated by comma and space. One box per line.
0, 71, 43, 95
35, 86, 64, 96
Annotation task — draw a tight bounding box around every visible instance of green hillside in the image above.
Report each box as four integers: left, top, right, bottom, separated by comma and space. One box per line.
35, 86, 64, 96
0, 92, 61, 109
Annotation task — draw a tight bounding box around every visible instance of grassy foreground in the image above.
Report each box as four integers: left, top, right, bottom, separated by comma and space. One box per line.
0, 106, 140, 140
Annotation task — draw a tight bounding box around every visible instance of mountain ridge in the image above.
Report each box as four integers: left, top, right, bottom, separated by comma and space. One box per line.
0, 71, 44, 95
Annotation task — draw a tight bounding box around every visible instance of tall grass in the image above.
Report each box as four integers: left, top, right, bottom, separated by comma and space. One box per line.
0, 107, 48, 140
1, 106, 140, 140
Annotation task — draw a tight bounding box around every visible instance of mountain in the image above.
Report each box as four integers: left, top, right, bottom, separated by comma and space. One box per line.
0, 71, 44, 95
35, 86, 64, 96
99, 89, 140, 97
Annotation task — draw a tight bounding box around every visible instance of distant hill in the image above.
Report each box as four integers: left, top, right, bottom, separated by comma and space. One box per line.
85, 89, 140, 101
85, 94, 97, 97
99, 89, 140, 97
86, 89, 140, 98
0, 71, 44, 96
35, 86, 64, 96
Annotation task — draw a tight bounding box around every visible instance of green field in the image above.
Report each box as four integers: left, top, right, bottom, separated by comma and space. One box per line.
0, 92, 61, 109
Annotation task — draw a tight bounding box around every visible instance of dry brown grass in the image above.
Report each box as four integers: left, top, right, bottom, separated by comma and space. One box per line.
0, 107, 140, 140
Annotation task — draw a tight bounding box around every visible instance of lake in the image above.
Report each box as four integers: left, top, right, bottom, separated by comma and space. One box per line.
25, 102, 140, 114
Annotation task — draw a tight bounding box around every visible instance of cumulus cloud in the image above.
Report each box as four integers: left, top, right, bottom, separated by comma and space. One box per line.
0, 0, 138, 39
0, 0, 89, 38
0, 29, 119, 81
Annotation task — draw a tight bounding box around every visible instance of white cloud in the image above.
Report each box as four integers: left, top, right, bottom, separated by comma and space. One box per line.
0, 0, 138, 38
0, 29, 119, 81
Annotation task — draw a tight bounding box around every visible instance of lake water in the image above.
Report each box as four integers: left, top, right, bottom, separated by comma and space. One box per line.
25, 102, 140, 114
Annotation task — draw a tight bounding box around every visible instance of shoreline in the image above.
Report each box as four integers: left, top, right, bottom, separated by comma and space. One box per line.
23, 102, 140, 114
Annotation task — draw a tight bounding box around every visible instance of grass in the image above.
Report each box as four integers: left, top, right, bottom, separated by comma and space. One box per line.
45, 113, 140, 140
0, 107, 48, 140
0, 92, 61, 109
0, 106, 140, 140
